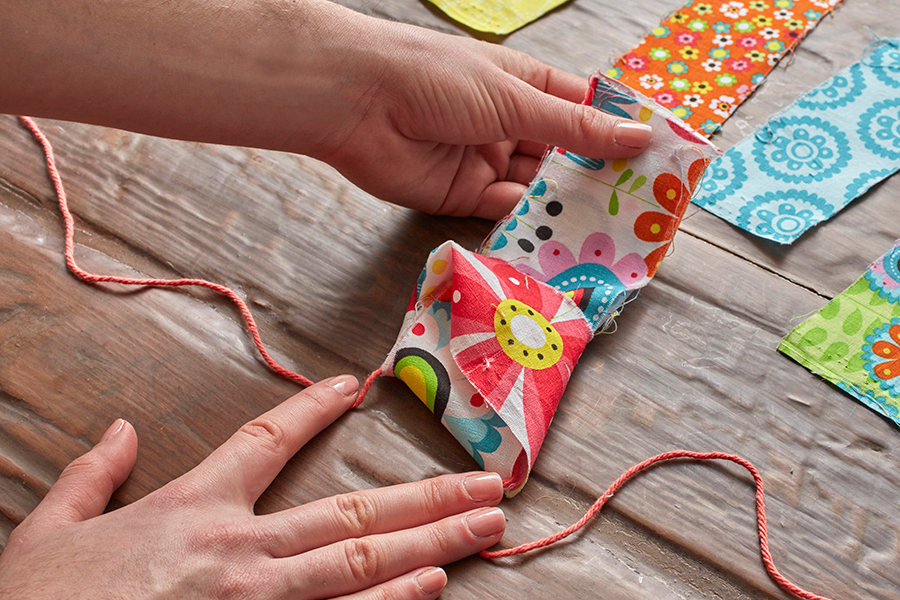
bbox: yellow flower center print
[494,299,564,370]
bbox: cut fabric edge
[608,0,849,137]
[777,338,900,423]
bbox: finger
[504,83,653,159]
[489,44,590,105]
[333,567,447,600]
[257,472,503,558]
[515,139,550,158]
[23,419,137,533]
[538,65,592,104]
[471,181,528,220]
[506,153,541,185]
[188,375,359,507]
[281,506,505,599]
[433,142,517,217]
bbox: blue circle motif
[737,189,833,243]
[693,150,748,207]
[861,317,900,398]
[797,64,865,110]
[753,115,851,183]
[844,168,895,200]
[865,245,900,304]
[868,45,900,89]
[858,98,900,160]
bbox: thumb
[507,84,653,159]
[26,419,137,531]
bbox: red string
[19,116,315,388]
[353,368,383,408]
[482,450,834,600]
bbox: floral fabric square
[482,72,721,332]
[609,0,845,136]
[382,241,593,494]
[423,0,570,35]
[779,239,900,427]
[693,39,900,244]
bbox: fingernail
[415,567,447,595]
[463,473,503,502]
[614,121,652,149]
[466,507,505,538]
[99,419,125,444]
[328,375,359,397]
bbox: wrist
[0,0,394,157]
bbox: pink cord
[353,369,383,408]
[20,116,315,387]
[482,450,834,600]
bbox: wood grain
[2,0,899,598]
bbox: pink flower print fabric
[482,72,721,331]
[382,241,592,494]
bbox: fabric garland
[385,73,720,494]
[424,0,570,35]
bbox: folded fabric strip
[780,238,900,427]
[382,241,593,494]
[383,73,718,495]
[609,0,845,136]
[482,73,721,333]
[693,38,900,244]
[424,0,569,35]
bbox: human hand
[309,14,653,219]
[0,376,506,599]
[2,0,649,220]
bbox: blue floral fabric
[693,39,900,244]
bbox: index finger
[186,376,360,507]
[540,65,593,105]
[489,44,590,104]
[493,50,652,158]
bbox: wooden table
[2,1,899,598]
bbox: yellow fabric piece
[427,0,570,35]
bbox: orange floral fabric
[608,0,845,136]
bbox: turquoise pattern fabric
[693,39,900,244]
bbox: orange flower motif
[871,324,900,381]
[634,157,710,275]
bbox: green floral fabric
[779,239,900,426]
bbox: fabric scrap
[382,241,592,494]
[424,0,569,35]
[482,72,721,332]
[609,0,845,136]
[693,38,900,244]
[779,238,900,427]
